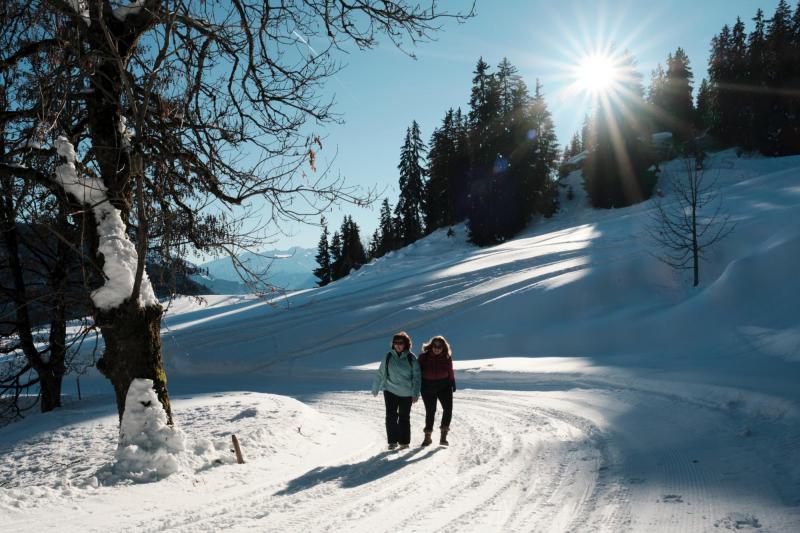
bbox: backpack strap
[385,351,413,380]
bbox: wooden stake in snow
[231,435,245,464]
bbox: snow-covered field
[2,150,800,532]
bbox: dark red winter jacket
[418,351,455,382]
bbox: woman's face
[393,339,407,351]
[431,341,444,354]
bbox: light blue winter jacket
[372,349,421,397]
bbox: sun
[575,53,618,94]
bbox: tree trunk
[41,208,70,413]
[95,301,172,424]
[39,367,64,412]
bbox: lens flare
[575,53,618,94]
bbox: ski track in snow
[7,383,797,532]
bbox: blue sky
[249,0,784,252]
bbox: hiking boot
[398,443,409,450]
[439,426,449,446]
[421,430,433,447]
[388,442,398,450]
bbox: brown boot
[439,426,449,446]
[421,430,433,447]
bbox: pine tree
[524,79,560,218]
[648,49,695,139]
[765,0,799,153]
[395,121,427,245]
[647,62,668,131]
[374,198,398,257]
[746,9,768,150]
[468,57,501,180]
[330,217,367,280]
[663,48,695,140]
[467,72,560,244]
[312,217,332,286]
[367,228,380,260]
[568,131,582,158]
[425,109,456,232]
[496,57,518,116]
[695,78,713,130]
[330,231,344,281]
[580,113,593,151]
[340,216,367,274]
[708,23,740,146]
[583,50,655,208]
[450,108,472,221]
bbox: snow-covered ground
[2,150,800,531]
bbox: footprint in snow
[229,407,259,421]
[713,512,761,530]
[660,494,683,503]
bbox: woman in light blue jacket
[372,331,421,450]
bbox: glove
[451,381,457,393]
[372,390,379,397]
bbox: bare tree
[0,0,473,423]
[649,154,734,287]
[0,177,97,421]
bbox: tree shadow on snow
[274,446,442,495]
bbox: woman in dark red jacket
[417,335,456,446]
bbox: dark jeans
[421,379,453,431]
[383,391,412,445]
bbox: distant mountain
[197,247,318,292]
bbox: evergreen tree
[496,57,519,116]
[695,78,713,130]
[583,50,655,208]
[425,109,457,232]
[706,2,800,154]
[648,49,695,139]
[568,131,582,158]
[708,20,748,147]
[395,121,427,245]
[580,113,593,151]
[330,231,344,281]
[730,18,750,145]
[524,79,560,217]
[375,198,399,257]
[312,217,332,286]
[468,57,502,181]
[745,9,768,150]
[450,108,472,221]
[367,228,380,260]
[467,72,559,244]
[663,47,695,140]
[765,0,800,153]
[329,216,367,280]
[465,57,506,245]
[647,62,668,131]
[339,216,367,274]
[708,24,730,143]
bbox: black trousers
[421,379,453,431]
[383,391,412,445]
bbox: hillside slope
[3,150,799,532]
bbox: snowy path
[4,383,797,532]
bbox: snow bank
[112,379,188,482]
[0,391,330,518]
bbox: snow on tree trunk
[54,137,172,423]
[54,137,157,310]
[113,378,187,482]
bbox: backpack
[385,351,413,380]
